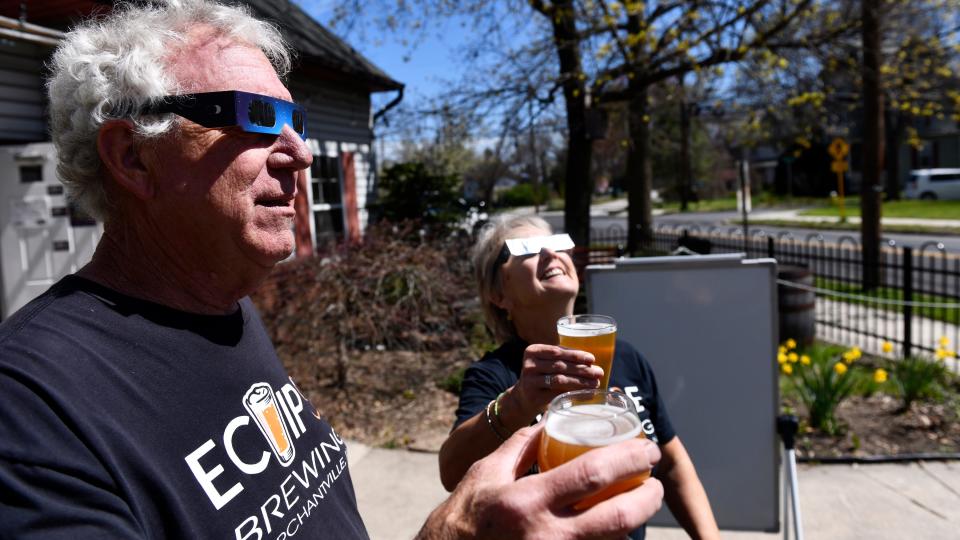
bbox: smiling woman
[437,214,722,540]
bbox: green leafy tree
[324,1,835,250]
[378,162,464,231]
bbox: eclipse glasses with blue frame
[141,90,307,140]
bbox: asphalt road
[659,210,960,252]
[539,209,960,295]
[540,210,960,253]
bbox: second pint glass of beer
[538,389,648,510]
[557,314,616,391]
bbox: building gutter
[372,86,404,127]
[0,15,64,47]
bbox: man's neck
[79,226,264,315]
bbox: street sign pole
[829,138,850,223]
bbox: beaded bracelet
[493,391,506,420]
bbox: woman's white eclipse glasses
[496,234,575,266]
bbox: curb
[798,453,960,464]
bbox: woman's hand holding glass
[505,344,604,427]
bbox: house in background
[0,0,403,317]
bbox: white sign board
[586,254,780,532]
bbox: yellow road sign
[828,138,849,160]
[831,160,849,173]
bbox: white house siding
[0,40,49,143]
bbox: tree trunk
[626,84,653,253]
[861,0,884,291]
[884,109,903,201]
[551,0,592,246]
[625,12,653,254]
[678,77,692,212]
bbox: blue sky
[292,1,464,113]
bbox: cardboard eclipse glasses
[141,90,307,140]
[497,234,575,265]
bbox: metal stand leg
[782,454,791,540]
[778,415,804,540]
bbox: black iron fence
[587,224,960,372]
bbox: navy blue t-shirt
[0,276,368,539]
[454,338,676,540]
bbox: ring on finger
[544,374,552,389]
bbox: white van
[905,168,960,200]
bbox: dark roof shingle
[240,0,403,92]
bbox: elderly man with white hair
[0,1,664,538]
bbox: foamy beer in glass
[557,314,617,391]
[538,389,648,509]
[243,383,296,466]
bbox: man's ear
[97,119,155,200]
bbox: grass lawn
[801,199,960,220]
[748,218,960,236]
[659,194,838,214]
[658,197,738,213]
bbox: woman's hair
[46,0,292,220]
[472,214,552,343]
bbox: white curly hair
[46,0,292,220]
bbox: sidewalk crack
[864,467,948,521]
[918,461,960,499]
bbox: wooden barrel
[777,264,816,346]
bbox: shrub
[778,342,866,435]
[875,336,955,412]
[890,355,950,412]
[252,223,477,387]
[377,162,465,232]
[497,182,550,207]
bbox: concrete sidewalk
[345,441,960,540]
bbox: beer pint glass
[557,314,616,391]
[538,389,648,510]
[244,383,296,466]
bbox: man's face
[141,34,312,276]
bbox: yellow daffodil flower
[778,346,787,355]
[788,352,799,363]
[834,362,848,375]
[936,348,950,360]
[873,368,888,383]
[800,355,811,365]
[778,353,788,364]
[881,341,893,353]
[782,363,793,375]
[939,336,950,348]
[785,338,797,350]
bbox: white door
[0,142,101,319]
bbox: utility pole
[861,0,884,291]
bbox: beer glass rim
[557,314,617,328]
[547,389,636,418]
